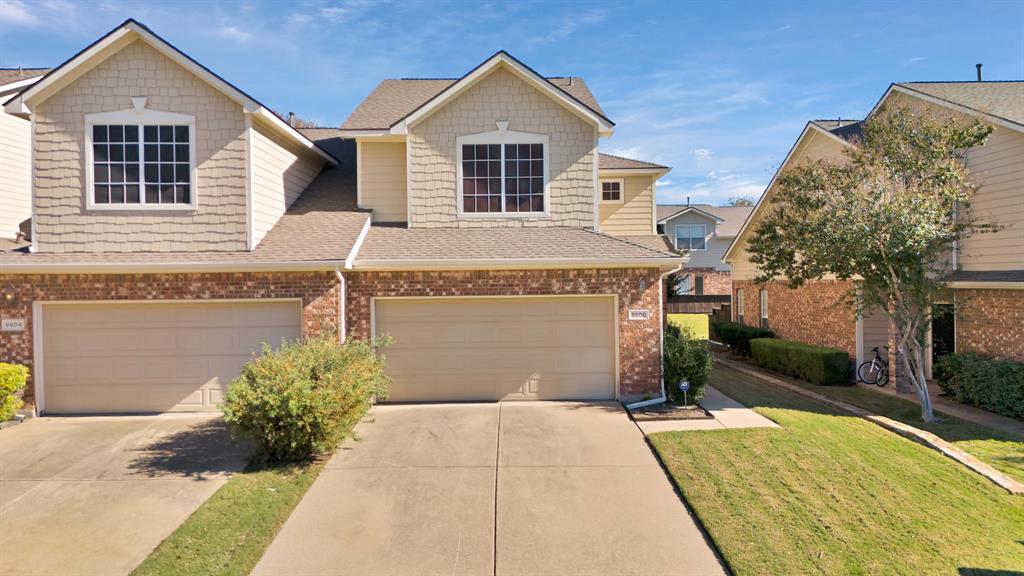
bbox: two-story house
[0,67,50,248]
[656,202,752,296]
[724,80,1024,375]
[0,19,682,415]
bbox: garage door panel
[376,297,615,402]
[42,301,301,414]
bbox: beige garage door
[375,296,616,402]
[42,301,302,414]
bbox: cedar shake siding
[345,268,664,399]
[33,39,248,252]
[407,68,597,229]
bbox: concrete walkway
[856,380,1024,438]
[635,385,779,435]
[254,402,726,576]
[0,415,247,575]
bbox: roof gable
[383,51,614,137]
[4,19,335,164]
[872,81,1024,133]
[657,205,724,225]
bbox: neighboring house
[0,19,682,415]
[0,68,51,245]
[656,203,752,295]
[724,80,1024,374]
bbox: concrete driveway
[254,402,726,576]
[0,415,247,575]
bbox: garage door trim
[33,298,304,414]
[369,294,620,400]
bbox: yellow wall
[359,140,407,223]
[598,175,654,236]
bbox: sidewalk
[634,385,779,435]
[858,379,1024,438]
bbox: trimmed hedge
[935,352,1024,421]
[750,338,850,385]
[663,323,712,405]
[711,320,775,357]
[223,336,390,463]
[0,363,28,422]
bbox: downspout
[624,262,683,410]
[335,266,346,342]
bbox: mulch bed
[629,403,713,421]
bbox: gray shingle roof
[341,76,605,130]
[812,119,864,142]
[656,204,753,237]
[896,81,1024,127]
[0,68,51,87]
[599,153,669,170]
[355,225,679,264]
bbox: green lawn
[649,363,1024,576]
[668,313,710,340]
[131,462,324,576]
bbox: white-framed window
[85,104,196,210]
[675,223,707,251]
[600,179,623,204]
[736,288,745,323]
[457,129,549,216]
[759,289,769,329]
[676,274,693,295]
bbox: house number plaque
[627,309,651,321]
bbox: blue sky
[2,0,1022,206]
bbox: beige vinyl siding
[599,175,653,235]
[0,108,31,240]
[859,308,890,365]
[32,39,249,252]
[407,67,596,228]
[250,118,325,246]
[359,140,407,223]
[375,296,615,401]
[959,126,1024,271]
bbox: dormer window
[85,103,196,210]
[457,130,548,216]
[600,179,623,204]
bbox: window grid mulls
[601,181,621,202]
[462,143,544,213]
[92,124,191,205]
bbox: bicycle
[857,346,889,386]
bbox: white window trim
[599,178,624,204]
[84,107,198,211]
[456,129,550,219]
[760,289,768,319]
[736,288,745,322]
[674,223,708,251]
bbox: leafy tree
[726,196,755,206]
[745,106,997,422]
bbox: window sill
[457,211,550,219]
[85,203,197,212]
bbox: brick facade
[0,272,340,407]
[732,279,857,358]
[344,268,664,399]
[956,288,1024,362]
[678,267,731,296]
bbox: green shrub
[750,338,850,385]
[663,323,713,405]
[711,320,775,357]
[223,336,390,463]
[0,363,28,422]
[935,352,1024,421]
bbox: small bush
[750,338,850,386]
[663,323,713,405]
[935,352,1024,421]
[0,363,28,422]
[223,336,390,463]
[711,320,775,357]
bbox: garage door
[41,301,302,414]
[374,296,616,402]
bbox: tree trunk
[903,339,935,422]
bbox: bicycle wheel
[875,365,889,387]
[857,361,878,385]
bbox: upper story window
[85,102,196,210]
[600,179,623,203]
[457,129,549,217]
[675,224,707,251]
[759,289,769,329]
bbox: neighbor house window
[600,179,623,203]
[675,224,707,251]
[677,274,693,295]
[695,275,705,295]
[461,141,545,214]
[736,288,745,324]
[86,104,195,209]
[759,289,769,329]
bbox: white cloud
[529,7,607,44]
[286,12,313,26]
[217,25,252,43]
[691,148,712,159]
[903,56,925,66]
[0,0,38,24]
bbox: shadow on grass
[128,419,249,480]
[958,569,1024,575]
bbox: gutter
[624,261,683,410]
[351,257,684,271]
[0,259,348,274]
[949,281,1024,290]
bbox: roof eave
[656,206,725,225]
[350,256,683,271]
[873,84,1024,134]
[0,259,348,274]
